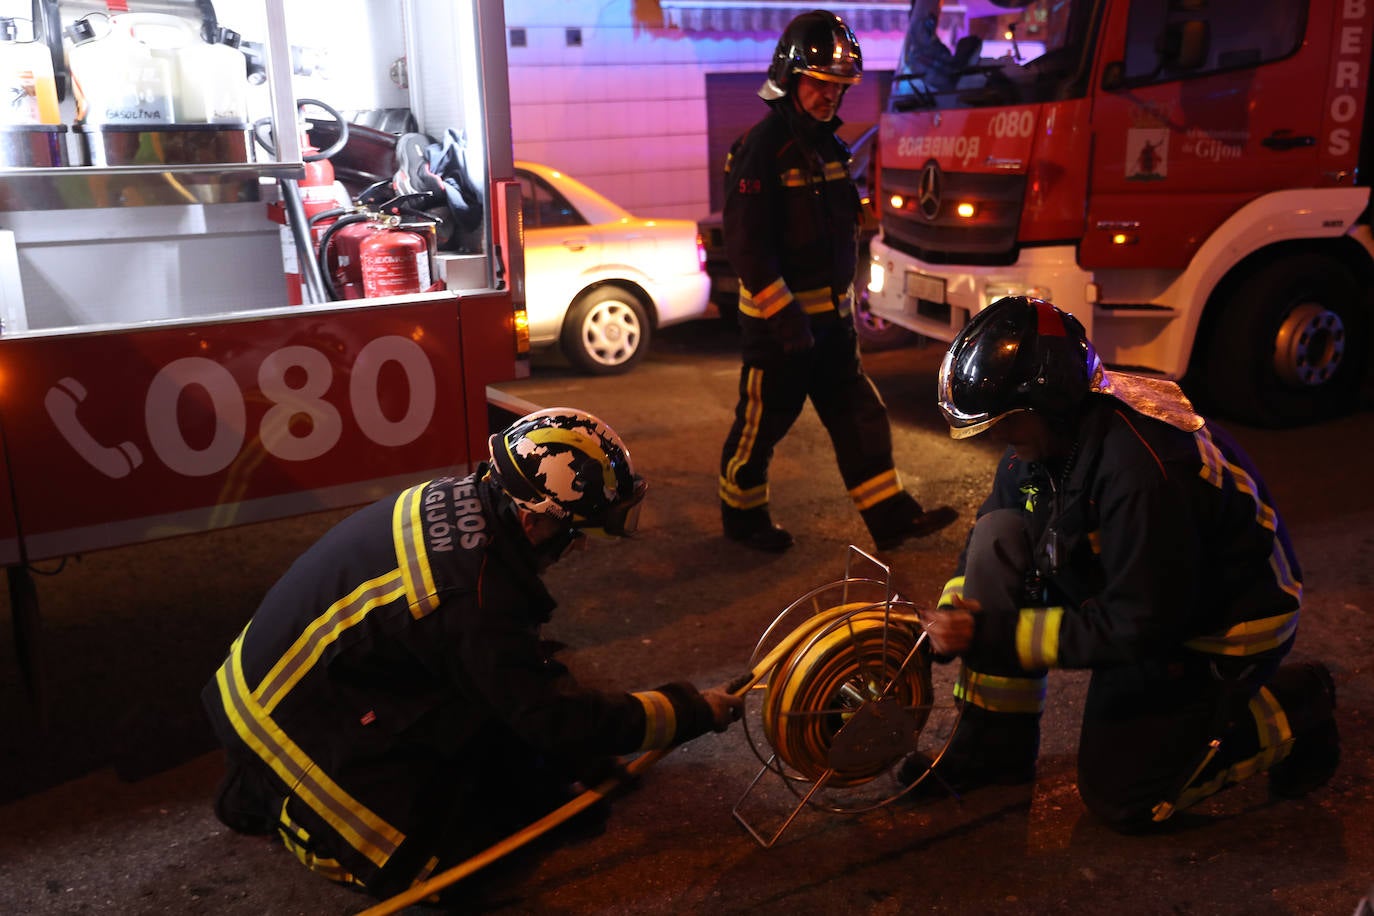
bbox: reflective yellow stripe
[723,367,765,492]
[393,485,440,618]
[214,632,406,869]
[1170,686,1293,813]
[1015,606,1065,669]
[779,162,850,186]
[1195,427,1302,603]
[848,468,902,511]
[719,476,769,510]
[255,571,408,713]
[523,426,619,494]
[953,667,1047,714]
[937,576,964,609]
[739,277,793,319]
[1183,611,1299,657]
[632,690,678,750]
[278,798,366,887]
[794,286,834,314]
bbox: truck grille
[880,167,1025,266]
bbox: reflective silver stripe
[723,367,765,492]
[394,485,441,619]
[848,468,902,511]
[632,690,678,750]
[1183,611,1299,657]
[937,576,964,608]
[739,277,792,318]
[953,668,1047,713]
[1194,427,1302,603]
[215,631,405,868]
[1171,686,1293,813]
[255,571,408,713]
[719,475,768,510]
[1015,607,1065,669]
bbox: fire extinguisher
[360,215,442,299]
[316,213,376,300]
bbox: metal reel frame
[732,546,962,848]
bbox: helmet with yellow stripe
[759,9,863,102]
[488,408,647,536]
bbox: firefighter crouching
[202,408,743,899]
[904,296,1339,830]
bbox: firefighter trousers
[718,324,917,539]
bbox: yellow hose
[359,599,923,915]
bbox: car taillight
[696,232,707,271]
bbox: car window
[1121,0,1305,84]
[517,171,587,230]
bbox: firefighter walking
[718,10,956,553]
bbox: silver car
[517,161,711,375]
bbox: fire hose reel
[732,546,962,848]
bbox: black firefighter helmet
[759,9,863,101]
[938,296,1100,438]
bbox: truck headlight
[868,261,885,294]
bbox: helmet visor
[804,68,861,86]
[596,476,648,537]
[937,346,1019,439]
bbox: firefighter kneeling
[202,408,742,899]
[901,296,1339,831]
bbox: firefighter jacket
[723,100,862,361]
[941,391,1303,675]
[202,468,717,891]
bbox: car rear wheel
[561,287,651,375]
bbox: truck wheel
[561,287,650,375]
[1203,254,1368,427]
[852,289,916,351]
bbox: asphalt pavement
[1,318,1370,915]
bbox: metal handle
[1262,132,1316,151]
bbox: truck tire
[852,289,916,351]
[1203,254,1368,427]
[561,286,650,375]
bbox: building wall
[503,1,906,221]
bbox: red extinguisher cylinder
[360,228,433,298]
[326,220,376,300]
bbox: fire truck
[866,0,1373,427]
[0,0,526,702]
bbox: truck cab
[867,0,1373,426]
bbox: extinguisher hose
[356,602,929,916]
[315,213,372,301]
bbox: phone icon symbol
[44,377,144,479]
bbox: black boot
[1266,662,1340,799]
[898,703,1039,798]
[722,504,793,553]
[865,492,959,550]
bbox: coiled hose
[359,599,928,915]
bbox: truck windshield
[890,0,1098,111]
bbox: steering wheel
[251,97,350,162]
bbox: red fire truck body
[0,0,526,699]
[867,0,1373,425]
